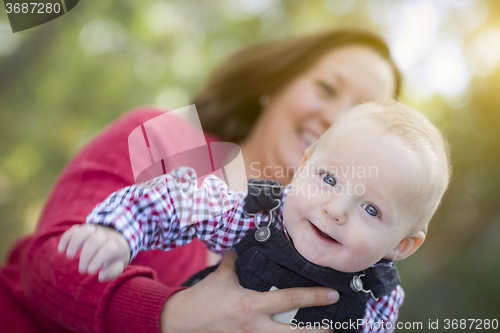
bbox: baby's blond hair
[309,100,451,232]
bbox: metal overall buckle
[244,183,282,242]
[350,272,379,301]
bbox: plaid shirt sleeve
[86,167,270,260]
[362,285,405,332]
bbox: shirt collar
[275,184,291,232]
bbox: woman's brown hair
[192,29,401,143]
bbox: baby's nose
[323,207,347,225]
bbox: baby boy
[58,100,451,332]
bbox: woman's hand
[160,250,339,332]
[57,224,130,282]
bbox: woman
[195,29,399,187]
[0,29,400,333]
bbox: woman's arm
[20,108,197,333]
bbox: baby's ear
[386,231,426,261]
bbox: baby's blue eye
[364,204,379,217]
[322,173,336,187]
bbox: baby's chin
[330,262,373,273]
[307,255,381,273]
[297,248,364,272]
[292,236,382,272]
[382,253,398,261]
[335,257,393,273]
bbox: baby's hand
[57,224,131,282]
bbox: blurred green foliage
[1,0,499,330]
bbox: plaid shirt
[87,167,404,333]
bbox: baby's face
[283,118,429,272]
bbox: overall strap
[363,261,401,299]
[245,179,283,213]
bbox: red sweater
[0,108,209,333]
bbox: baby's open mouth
[309,221,340,244]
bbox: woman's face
[241,44,396,184]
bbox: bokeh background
[1,0,499,330]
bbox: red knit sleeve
[19,108,207,333]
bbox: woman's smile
[297,128,319,150]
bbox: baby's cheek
[352,235,381,262]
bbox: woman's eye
[316,80,336,97]
[321,173,336,187]
[363,204,379,217]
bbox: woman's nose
[319,97,354,131]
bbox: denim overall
[183,179,401,332]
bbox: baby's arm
[58,166,262,281]
[58,224,130,282]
